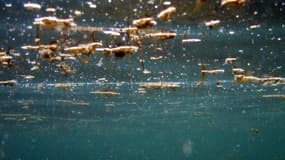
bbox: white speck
[274,2,278,6]
[87,1,97,8]
[274,88,278,92]
[163,1,171,6]
[5,3,12,7]
[147,0,155,5]
[143,69,151,74]
[182,38,201,43]
[229,31,235,35]
[74,10,83,16]
[96,58,103,67]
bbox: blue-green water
[0,0,285,160]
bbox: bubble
[182,139,193,157]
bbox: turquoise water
[0,1,285,159]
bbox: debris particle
[24,3,41,10]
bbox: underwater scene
[0,0,285,159]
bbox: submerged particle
[249,24,261,29]
[58,63,76,76]
[0,55,13,63]
[205,20,220,28]
[74,10,83,17]
[229,30,235,35]
[0,80,17,86]
[216,80,224,88]
[64,42,103,56]
[262,95,285,99]
[90,91,120,97]
[5,3,12,7]
[201,68,224,76]
[30,65,40,71]
[99,46,139,56]
[163,1,172,6]
[132,17,157,28]
[138,87,146,94]
[234,75,261,83]
[232,67,245,75]
[157,6,176,21]
[145,32,176,40]
[224,57,237,65]
[143,69,152,74]
[250,128,260,136]
[24,3,41,10]
[87,1,97,8]
[59,54,76,61]
[19,75,35,80]
[150,56,165,60]
[46,8,56,14]
[33,17,76,31]
[199,63,224,81]
[235,75,285,85]
[221,0,246,7]
[261,77,285,86]
[139,82,180,90]
[103,30,121,37]
[21,44,58,51]
[182,38,201,43]
[54,83,73,91]
[57,100,90,107]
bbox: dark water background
[0,0,285,159]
